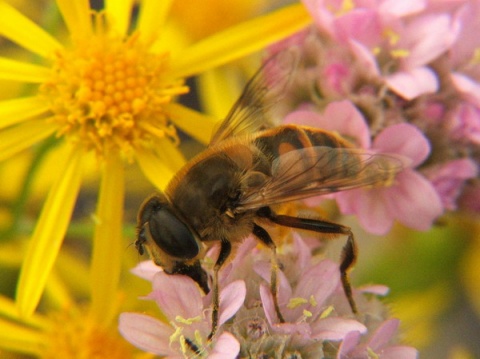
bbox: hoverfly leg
[258,207,359,315]
[208,239,232,341]
[252,223,286,323]
[339,233,358,314]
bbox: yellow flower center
[42,310,133,359]
[41,16,189,160]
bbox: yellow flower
[0,240,148,358]
[0,0,311,320]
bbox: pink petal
[207,332,240,359]
[451,72,480,107]
[334,9,382,47]
[403,14,458,68]
[118,313,174,356]
[385,67,438,100]
[312,317,367,341]
[426,158,478,210]
[379,0,426,17]
[301,0,335,35]
[348,40,381,76]
[368,318,399,350]
[336,330,362,358]
[373,123,430,166]
[149,272,204,320]
[294,260,340,313]
[384,170,443,230]
[131,260,162,282]
[450,2,480,67]
[259,284,278,326]
[358,284,390,296]
[337,188,395,235]
[284,110,324,128]
[218,280,246,326]
[321,101,371,148]
[293,233,312,272]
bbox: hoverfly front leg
[257,207,359,315]
[208,239,232,341]
[252,223,286,323]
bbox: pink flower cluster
[270,0,479,234]
[119,236,417,358]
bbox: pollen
[41,19,189,160]
[42,309,133,359]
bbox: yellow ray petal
[0,57,52,82]
[154,137,187,173]
[44,269,74,311]
[105,0,135,36]
[135,147,177,190]
[0,295,49,330]
[0,120,57,162]
[165,102,219,145]
[89,150,124,326]
[0,2,62,58]
[16,145,83,317]
[171,3,311,78]
[56,247,91,298]
[55,0,92,38]
[0,318,46,356]
[0,96,50,129]
[137,0,174,42]
[197,67,244,119]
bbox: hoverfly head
[136,193,201,272]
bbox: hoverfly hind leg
[340,233,358,314]
[208,239,232,341]
[252,223,286,323]
[258,207,359,315]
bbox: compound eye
[148,207,199,259]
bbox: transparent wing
[237,147,406,211]
[209,49,299,146]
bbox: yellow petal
[135,147,177,190]
[16,145,83,317]
[165,102,219,145]
[0,318,46,356]
[154,137,187,173]
[137,0,174,42]
[0,57,51,82]
[56,247,91,298]
[0,2,62,58]
[0,96,50,129]
[197,67,245,119]
[0,119,57,162]
[0,295,49,330]
[89,150,124,326]
[55,0,92,37]
[44,269,74,312]
[171,3,311,78]
[105,0,135,36]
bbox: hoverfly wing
[209,49,299,146]
[237,147,407,210]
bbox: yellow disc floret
[42,309,133,359]
[41,15,188,160]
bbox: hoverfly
[135,50,403,339]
